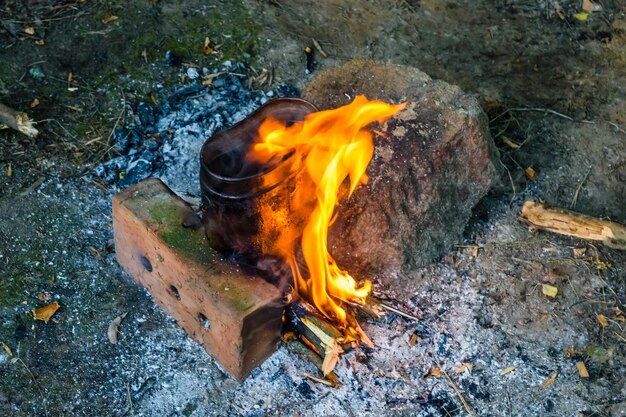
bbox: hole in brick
[139,255,153,272]
[198,313,211,330]
[167,285,181,300]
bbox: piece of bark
[519,201,626,249]
[0,103,39,138]
[302,59,503,279]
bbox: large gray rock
[302,59,503,277]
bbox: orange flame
[250,95,406,324]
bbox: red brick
[112,179,283,380]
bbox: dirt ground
[1,1,625,416]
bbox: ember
[249,96,406,338]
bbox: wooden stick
[520,201,626,250]
[0,103,39,137]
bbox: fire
[250,96,406,326]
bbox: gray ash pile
[93,66,298,196]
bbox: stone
[302,59,503,277]
[112,179,283,380]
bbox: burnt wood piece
[284,299,345,376]
[112,178,283,380]
[302,59,503,279]
[520,201,626,249]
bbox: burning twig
[0,103,39,137]
[520,201,626,250]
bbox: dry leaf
[30,98,40,108]
[35,39,45,46]
[203,37,213,55]
[1,341,12,357]
[582,0,602,12]
[566,346,576,358]
[574,12,589,21]
[500,366,516,375]
[107,312,128,344]
[472,246,479,257]
[102,15,119,25]
[613,307,624,322]
[7,164,12,177]
[454,362,473,374]
[32,301,60,323]
[525,167,538,181]
[409,333,417,346]
[576,361,589,378]
[423,367,441,379]
[596,314,608,328]
[543,371,557,388]
[24,26,36,35]
[542,284,558,298]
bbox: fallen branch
[520,201,626,250]
[0,103,39,138]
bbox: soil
[1,1,625,416]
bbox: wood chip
[543,371,557,388]
[107,312,128,344]
[102,15,119,25]
[555,7,565,20]
[409,333,417,346]
[576,361,589,378]
[502,136,520,149]
[35,39,45,46]
[32,301,60,323]
[613,307,624,322]
[500,366,516,375]
[542,284,558,298]
[24,26,36,35]
[304,372,337,387]
[30,98,40,108]
[524,167,538,181]
[596,314,608,328]
[312,38,328,57]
